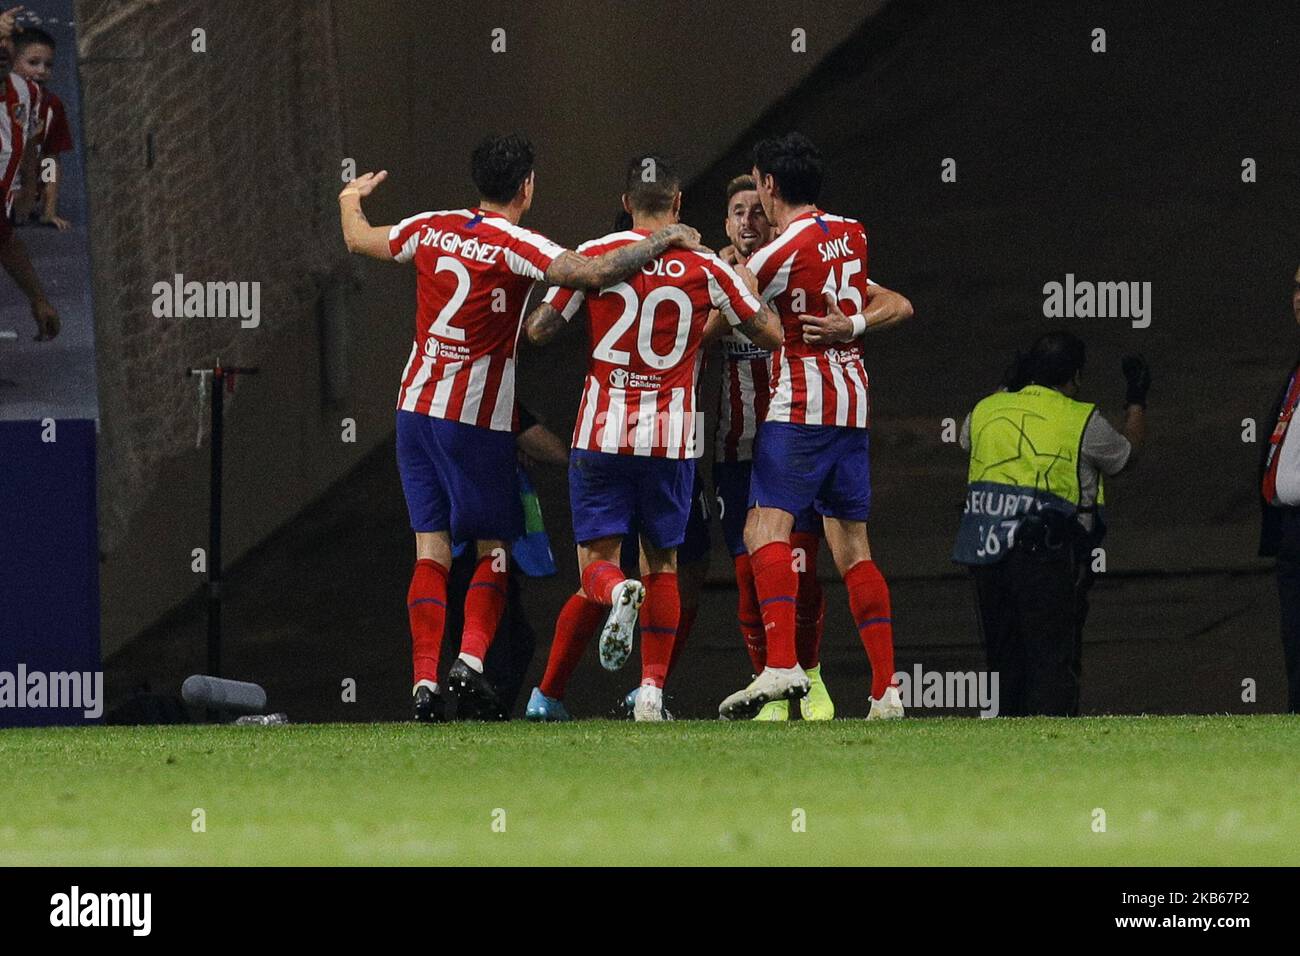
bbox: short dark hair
[726,174,756,203]
[623,153,680,214]
[14,27,56,55]
[1005,330,1087,390]
[471,133,534,204]
[750,132,823,206]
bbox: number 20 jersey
[544,230,763,459]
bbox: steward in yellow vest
[953,331,1149,716]
[953,384,1104,566]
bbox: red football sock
[581,560,625,606]
[792,532,825,669]
[407,558,449,685]
[639,572,680,688]
[734,553,766,673]
[539,592,607,699]
[845,559,897,698]
[750,541,797,669]
[666,602,698,679]
[459,553,509,662]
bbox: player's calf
[637,570,679,687]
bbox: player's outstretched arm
[518,420,571,467]
[861,282,915,333]
[525,302,566,346]
[800,284,915,345]
[544,223,704,291]
[339,171,396,260]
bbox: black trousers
[1274,556,1300,713]
[970,548,1090,717]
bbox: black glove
[1122,354,1151,407]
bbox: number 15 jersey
[746,209,871,429]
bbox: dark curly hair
[751,132,824,206]
[471,133,535,204]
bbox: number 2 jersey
[543,230,763,459]
[387,207,565,431]
[745,209,871,428]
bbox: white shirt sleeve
[1081,412,1133,476]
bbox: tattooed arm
[339,171,396,260]
[544,223,703,291]
[525,302,568,347]
[735,303,783,351]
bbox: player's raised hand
[718,244,741,265]
[340,170,388,201]
[801,292,855,345]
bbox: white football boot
[598,578,645,671]
[867,685,905,720]
[719,665,811,720]
[633,684,666,722]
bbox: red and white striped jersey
[0,73,40,209]
[545,230,763,459]
[714,330,771,462]
[747,209,871,428]
[35,89,73,157]
[388,207,565,431]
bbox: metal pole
[208,366,224,680]
[183,363,257,721]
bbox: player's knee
[476,540,509,568]
[414,531,452,564]
[743,514,773,554]
[744,507,794,554]
[642,551,676,576]
[828,524,872,573]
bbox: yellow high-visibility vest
[953,385,1101,565]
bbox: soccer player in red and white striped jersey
[714,174,913,720]
[719,132,915,720]
[339,134,703,722]
[713,174,830,719]
[522,153,781,722]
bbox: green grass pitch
[1,716,1296,866]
